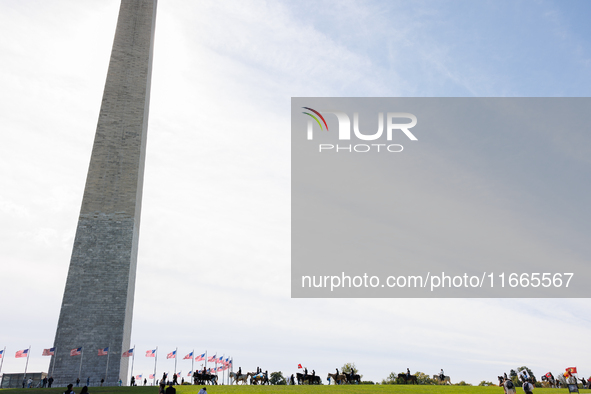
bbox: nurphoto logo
[301,107,418,153]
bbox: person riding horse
[439,369,445,382]
[237,367,242,379]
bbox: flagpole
[104,345,110,385]
[130,345,135,387]
[51,346,56,378]
[205,351,207,371]
[24,346,31,379]
[191,349,194,382]
[153,347,158,386]
[78,347,84,381]
[174,347,177,381]
[0,346,5,378]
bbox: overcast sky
[1,0,591,386]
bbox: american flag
[70,347,82,356]
[224,357,229,366]
[42,348,55,356]
[149,374,155,379]
[15,349,29,358]
[183,352,193,360]
[217,356,224,364]
[98,347,109,356]
[216,366,223,372]
[0,349,3,358]
[176,372,181,377]
[187,372,192,377]
[195,353,205,362]
[122,348,134,357]
[136,375,142,379]
[167,350,176,359]
[207,354,216,362]
[222,364,229,371]
[146,349,156,357]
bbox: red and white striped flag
[42,348,55,356]
[122,349,134,357]
[167,350,176,359]
[15,349,29,358]
[146,349,156,357]
[98,347,109,356]
[70,347,82,356]
[183,352,193,360]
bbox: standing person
[86,377,90,386]
[172,373,178,385]
[48,377,54,388]
[42,377,48,388]
[159,380,166,394]
[27,377,33,388]
[76,377,81,387]
[162,372,167,384]
[100,378,104,386]
[64,384,75,394]
[130,376,135,386]
[290,374,295,385]
[144,378,147,386]
[165,382,176,394]
[22,378,26,388]
[523,378,534,394]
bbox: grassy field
[2,386,591,394]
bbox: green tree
[478,381,493,386]
[269,371,286,385]
[415,372,435,385]
[381,372,401,385]
[341,362,363,379]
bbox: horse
[347,374,361,384]
[250,373,269,385]
[229,372,249,385]
[397,373,417,385]
[327,373,347,385]
[296,373,321,385]
[433,374,451,385]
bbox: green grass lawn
[2,386,591,394]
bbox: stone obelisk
[51,0,156,386]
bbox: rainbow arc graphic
[302,107,328,131]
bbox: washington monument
[51,1,157,385]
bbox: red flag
[566,367,577,374]
[15,349,29,358]
[70,347,82,356]
[298,364,302,369]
